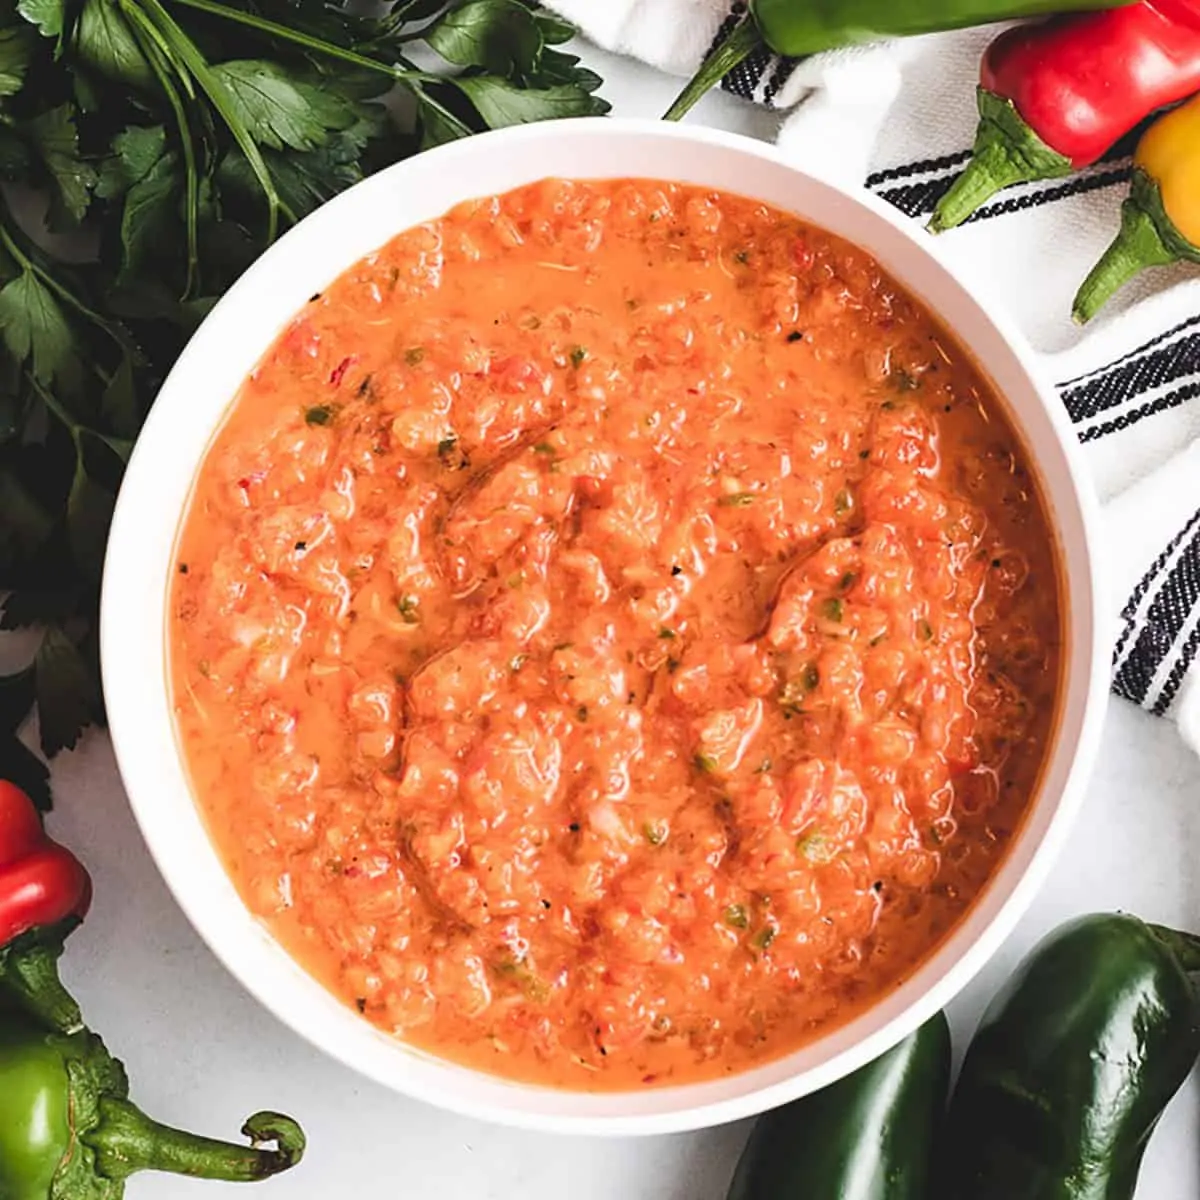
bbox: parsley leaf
[0,24,36,97]
[25,105,97,226]
[117,149,179,279]
[0,467,54,567]
[97,125,169,199]
[0,270,78,387]
[67,454,115,582]
[71,0,155,92]
[35,625,98,756]
[426,0,543,77]
[211,60,361,153]
[16,0,62,40]
[100,352,139,438]
[455,77,609,127]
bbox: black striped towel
[550,2,1200,749]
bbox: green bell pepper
[726,1013,950,1199]
[664,0,1135,121]
[941,913,1200,1200]
[0,1005,305,1199]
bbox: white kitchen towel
[549,0,1200,743]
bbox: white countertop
[21,42,1200,1200]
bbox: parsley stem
[0,208,137,359]
[26,373,83,449]
[135,0,291,239]
[124,10,200,296]
[26,373,134,463]
[405,80,475,139]
[165,0,414,82]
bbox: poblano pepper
[664,0,1135,121]
[941,913,1200,1200]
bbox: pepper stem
[1073,181,1181,324]
[929,89,1073,233]
[88,1099,306,1184]
[0,922,84,1034]
[663,18,762,122]
[1148,925,1200,975]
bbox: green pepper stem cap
[663,18,763,122]
[1073,170,1196,324]
[0,921,84,1034]
[929,89,1073,233]
[88,1100,306,1184]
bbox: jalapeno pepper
[931,1,1200,232]
[0,1004,306,1199]
[663,0,1135,122]
[727,1013,950,1199]
[1072,94,1200,323]
[0,780,91,1033]
[941,913,1200,1200]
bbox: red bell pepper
[930,0,1200,232]
[0,780,92,1032]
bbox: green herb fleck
[834,488,853,516]
[734,249,749,265]
[753,927,776,951]
[839,572,857,592]
[718,492,755,507]
[822,598,844,622]
[658,627,676,640]
[398,595,420,624]
[644,820,668,847]
[893,367,920,392]
[754,758,772,774]
[724,904,749,930]
[917,618,934,641]
[509,653,528,672]
[533,441,556,454]
[779,662,820,713]
[438,435,469,470]
[405,346,425,365]
[798,832,837,864]
[305,405,333,426]
[570,345,587,368]
[694,753,718,774]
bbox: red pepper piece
[0,780,91,943]
[930,0,1200,232]
[0,780,92,1031]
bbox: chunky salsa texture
[170,179,1061,1088]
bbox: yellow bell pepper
[1073,94,1200,324]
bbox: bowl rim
[100,116,1109,1136]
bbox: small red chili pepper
[0,780,92,1032]
[930,0,1200,232]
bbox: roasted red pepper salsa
[170,179,1062,1089]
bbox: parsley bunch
[0,0,607,807]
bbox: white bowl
[101,118,1109,1136]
